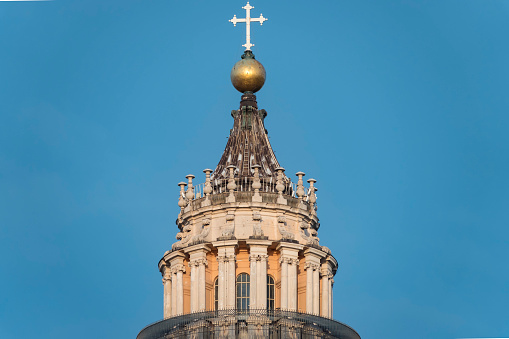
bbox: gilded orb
[231,51,266,93]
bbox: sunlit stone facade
[137,92,361,339]
[137,4,360,338]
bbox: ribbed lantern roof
[212,93,284,180]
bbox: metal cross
[229,2,268,51]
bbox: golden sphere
[231,52,266,93]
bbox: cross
[229,2,268,51]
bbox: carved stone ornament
[252,211,261,221]
[277,220,294,240]
[170,264,186,274]
[172,222,192,250]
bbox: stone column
[330,278,334,317]
[321,267,330,317]
[227,254,236,309]
[214,240,238,310]
[280,258,288,309]
[198,259,206,311]
[305,263,313,314]
[277,242,303,311]
[288,258,299,311]
[168,252,186,316]
[174,264,185,315]
[185,244,210,312]
[313,266,320,315]
[162,266,172,319]
[189,261,198,312]
[249,254,258,309]
[171,270,177,315]
[248,240,271,310]
[217,256,226,310]
[304,248,325,315]
[258,254,268,309]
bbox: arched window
[214,278,219,310]
[236,273,250,310]
[267,275,275,310]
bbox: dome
[230,50,266,93]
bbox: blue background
[1,1,508,338]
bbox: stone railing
[176,167,318,213]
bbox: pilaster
[162,265,172,319]
[185,243,211,312]
[247,239,271,310]
[304,247,326,315]
[277,242,303,311]
[213,240,238,309]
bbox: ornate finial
[296,172,306,200]
[177,182,187,213]
[229,2,268,51]
[185,174,195,201]
[226,165,237,203]
[307,178,317,215]
[252,164,262,202]
[276,167,287,205]
[202,169,213,207]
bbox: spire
[212,92,283,180]
[213,3,281,180]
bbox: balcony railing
[180,177,317,213]
[137,309,360,339]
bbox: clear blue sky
[1,1,508,338]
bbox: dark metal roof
[212,93,284,180]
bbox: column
[162,266,172,319]
[277,242,303,311]
[280,258,288,309]
[330,278,334,317]
[321,268,330,317]
[171,270,177,315]
[247,241,271,310]
[213,241,238,310]
[250,255,257,309]
[217,256,225,309]
[168,252,186,316]
[176,265,184,314]
[189,261,198,312]
[198,259,206,311]
[186,245,209,312]
[227,254,236,309]
[258,255,268,309]
[305,264,313,314]
[304,248,325,315]
[313,266,320,314]
[288,259,298,311]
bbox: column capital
[249,254,268,262]
[304,262,320,271]
[162,265,172,281]
[170,264,186,274]
[189,258,208,267]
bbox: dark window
[267,275,275,310]
[214,278,218,310]
[236,273,250,310]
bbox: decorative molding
[172,222,192,250]
[249,254,268,262]
[189,258,208,267]
[170,264,186,274]
[304,262,319,271]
